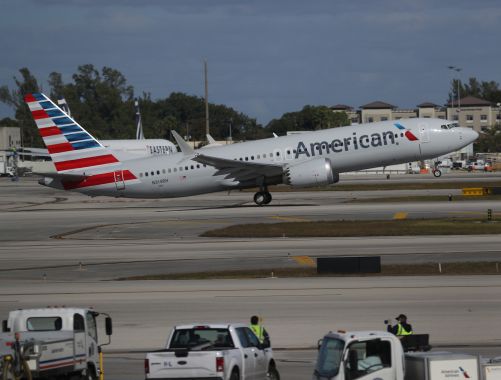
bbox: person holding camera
[386,314,413,336]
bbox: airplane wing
[193,153,284,181]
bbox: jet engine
[283,158,339,187]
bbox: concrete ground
[1,173,501,379]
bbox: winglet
[171,130,195,155]
[207,134,217,145]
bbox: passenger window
[251,156,254,160]
[86,312,98,342]
[145,172,149,177]
[73,314,85,332]
[168,169,171,173]
[139,173,143,178]
[245,157,248,161]
[185,166,188,170]
[191,165,194,170]
[150,171,154,176]
[196,165,200,169]
[263,154,267,158]
[180,167,183,172]
[345,339,391,380]
[162,169,166,174]
[244,328,260,347]
[174,168,177,172]
[236,327,251,348]
[157,170,160,175]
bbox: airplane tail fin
[24,93,121,174]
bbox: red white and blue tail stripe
[25,93,120,172]
[25,93,137,191]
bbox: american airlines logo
[295,123,419,159]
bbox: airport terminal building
[333,96,501,133]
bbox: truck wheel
[2,359,32,380]
[267,366,280,380]
[229,369,239,380]
[80,366,96,380]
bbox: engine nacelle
[283,158,339,188]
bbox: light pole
[448,66,462,120]
[228,118,233,143]
[497,102,501,126]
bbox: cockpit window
[449,122,459,128]
[441,125,449,130]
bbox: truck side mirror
[348,349,358,371]
[2,320,9,332]
[105,317,113,336]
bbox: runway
[1,174,501,379]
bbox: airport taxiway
[1,174,501,379]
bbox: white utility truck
[312,330,500,380]
[145,323,279,380]
[0,307,112,380]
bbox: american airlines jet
[26,93,478,205]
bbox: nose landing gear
[254,191,272,206]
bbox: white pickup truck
[145,323,280,380]
[0,307,112,380]
[312,330,500,380]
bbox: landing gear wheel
[254,191,267,206]
[433,169,442,178]
[267,366,280,380]
[263,192,272,205]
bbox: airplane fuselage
[71,118,475,198]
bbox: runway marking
[393,212,408,220]
[292,256,316,267]
[270,216,310,222]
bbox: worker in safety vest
[250,315,270,344]
[386,314,413,336]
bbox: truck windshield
[170,328,234,350]
[315,338,345,378]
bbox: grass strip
[116,261,501,281]
[201,218,501,238]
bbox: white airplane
[56,96,177,160]
[26,93,478,205]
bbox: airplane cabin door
[114,170,125,190]
[419,125,430,143]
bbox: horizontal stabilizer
[32,171,88,182]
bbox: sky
[0,0,500,125]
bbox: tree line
[0,65,349,148]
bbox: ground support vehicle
[1,308,112,380]
[145,323,279,380]
[313,330,501,380]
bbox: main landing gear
[254,191,272,206]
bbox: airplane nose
[468,129,479,143]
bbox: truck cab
[313,331,404,380]
[2,307,112,379]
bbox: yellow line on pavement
[393,212,408,220]
[293,256,316,267]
